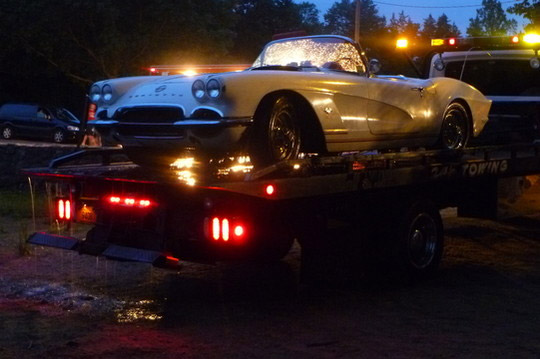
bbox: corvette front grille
[115,107,184,124]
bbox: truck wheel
[53,129,66,143]
[251,95,301,167]
[440,102,469,150]
[396,200,444,278]
[1,126,13,140]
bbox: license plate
[77,204,97,223]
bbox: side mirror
[369,59,381,74]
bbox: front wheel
[52,129,65,143]
[250,96,301,167]
[440,102,470,150]
[1,126,13,140]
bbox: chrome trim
[92,120,119,125]
[173,118,253,126]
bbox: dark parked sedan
[0,103,80,143]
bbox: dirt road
[1,190,540,358]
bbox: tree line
[0,0,536,115]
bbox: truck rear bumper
[28,232,182,269]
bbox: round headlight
[90,85,101,102]
[434,58,446,71]
[102,84,113,102]
[530,57,540,70]
[192,79,206,100]
[206,78,222,98]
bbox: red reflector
[448,38,457,46]
[265,184,275,196]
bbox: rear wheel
[440,102,470,150]
[1,126,13,140]
[396,200,443,278]
[251,96,301,167]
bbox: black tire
[1,125,13,140]
[396,200,444,278]
[52,129,65,143]
[440,102,470,150]
[251,95,301,167]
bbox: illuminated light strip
[222,219,230,241]
[65,200,71,220]
[212,217,220,240]
[58,199,65,219]
[107,195,154,208]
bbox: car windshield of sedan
[252,37,366,73]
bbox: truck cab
[425,35,540,145]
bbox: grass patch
[0,189,47,219]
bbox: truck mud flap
[28,232,80,250]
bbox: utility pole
[354,0,361,43]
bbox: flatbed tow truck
[23,141,540,280]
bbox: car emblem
[155,85,167,93]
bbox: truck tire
[395,200,444,279]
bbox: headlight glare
[102,84,113,102]
[206,79,222,98]
[67,125,79,131]
[192,80,206,100]
[90,85,101,103]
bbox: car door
[367,76,434,137]
[330,72,371,142]
[11,105,38,137]
[32,107,55,139]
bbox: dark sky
[304,0,526,34]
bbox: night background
[0,0,537,118]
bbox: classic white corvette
[88,35,491,167]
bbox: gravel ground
[0,180,539,359]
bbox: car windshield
[55,108,80,123]
[252,37,365,73]
[445,60,540,96]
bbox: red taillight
[448,38,457,46]
[265,184,275,196]
[107,195,154,208]
[208,217,246,243]
[57,199,71,220]
[511,35,520,44]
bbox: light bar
[106,195,154,208]
[524,33,540,45]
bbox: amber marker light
[396,38,408,49]
[431,39,444,46]
[524,33,540,44]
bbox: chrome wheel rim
[442,107,467,149]
[268,101,299,161]
[53,131,64,143]
[407,213,438,269]
[2,127,12,139]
